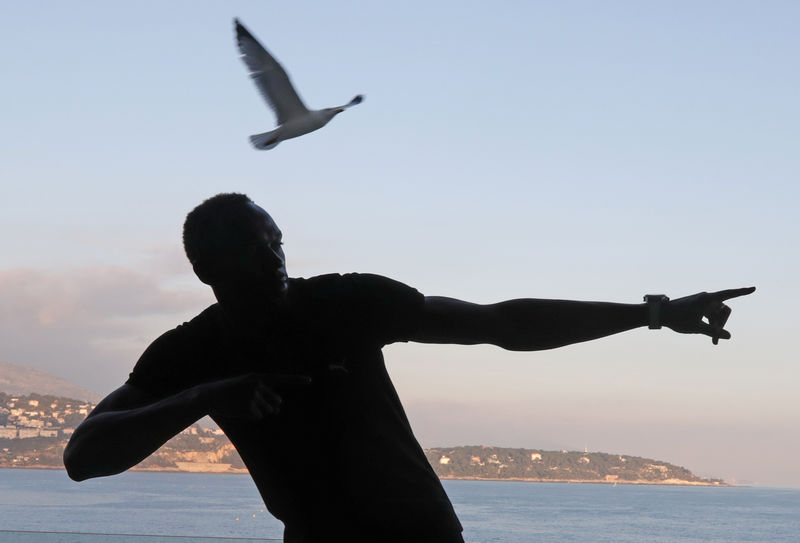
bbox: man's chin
[264,283,289,305]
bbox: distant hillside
[0,360,100,403]
[0,386,724,486]
[426,446,724,485]
[0,391,240,472]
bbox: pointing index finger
[711,286,756,302]
[249,373,312,388]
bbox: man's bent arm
[63,383,210,481]
[64,373,295,481]
[415,297,648,351]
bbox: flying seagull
[234,19,363,150]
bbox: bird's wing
[235,19,308,125]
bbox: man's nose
[266,247,284,266]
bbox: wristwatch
[643,294,670,330]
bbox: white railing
[0,531,278,542]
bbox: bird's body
[250,109,340,150]
[235,19,363,150]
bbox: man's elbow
[63,440,91,481]
[65,464,91,482]
[62,433,110,481]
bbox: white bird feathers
[235,19,363,150]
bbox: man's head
[183,193,288,302]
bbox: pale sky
[1,1,798,486]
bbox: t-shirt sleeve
[350,273,425,345]
[125,307,220,398]
[126,329,180,397]
[305,273,425,347]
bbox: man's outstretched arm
[413,287,755,350]
[63,374,305,481]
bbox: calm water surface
[1,469,798,542]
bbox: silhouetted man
[64,193,754,543]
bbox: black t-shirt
[126,273,462,542]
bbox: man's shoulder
[288,273,424,345]
[183,302,227,332]
[125,304,226,393]
[160,303,227,345]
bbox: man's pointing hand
[202,373,312,421]
[662,287,756,344]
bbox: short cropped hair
[183,193,255,267]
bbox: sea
[1,469,798,542]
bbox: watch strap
[643,294,670,330]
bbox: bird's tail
[249,129,281,150]
[339,95,364,110]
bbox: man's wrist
[643,294,670,329]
